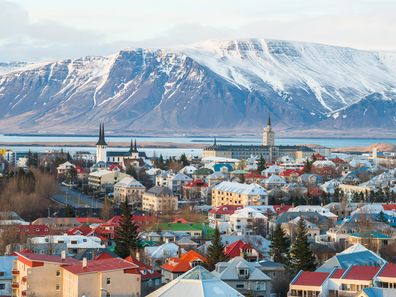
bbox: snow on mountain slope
[181,39,396,113]
[0,39,395,134]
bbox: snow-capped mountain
[0,62,30,75]
[0,39,395,134]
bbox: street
[52,185,104,208]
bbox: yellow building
[114,177,146,207]
[62,258,141,297]
[211,181,268,207]
[12,252,79,297]
[142,186,178,213]
[88,170,130,190]
[12,252,141,297]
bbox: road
[52,185,104,208]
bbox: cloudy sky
[1,0,395,61]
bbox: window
[236,284,244,289]
[0,272,4,276]
[0,284,5,289]
[56,270,61,277]
[56,284,60,291]
[71,240,78,244]
[106,278,111,284]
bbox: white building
[228,207,268,236]
[114,177,146,206]
[95,123,107,163]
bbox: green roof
[194,168,214,175]
[158,223,214,238]
[230,169,249,174]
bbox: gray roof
[147,186,173,196]
[212,257,271,281]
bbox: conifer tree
[270,224,289,264]
[114,200,140,258]
[257,155,266,172]
[288,218,316,275]
[206,227,228,271]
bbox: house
[12,251,79,297]
[224,240,263,262]
[212,256,272,297]
[113,177,146,207]
[288,270,331,297]
[282,216,320,241]
[125,255,162,296]
[161,250,207,283]
[348,232,393,253]
[62,258,141,297]
[208,205,243,233]
[228,207,269,236]
[182,179,208,201]
[147,265,244,297]
[261,174,287,189]
[88,170,130,191]
[288,205,338,223]
[179,165,198,176]
[212,181,268,207]
[0,255,16,297]
[262,165,282,177]
[56,161,76,176]
[142,186,178,213]
[144,243,186,270]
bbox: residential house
[212,181,268,207]
[161,250,207,283]
[212,257,271,297]
[208,205,243,233]
[228,207,269,236]
[142,186,178,213]
[0,255,16,297]
[144,243,185,271]
[224,240,263,262]
[113,177,146,207]
[88,170,130,191]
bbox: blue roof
[350,232,391,239]
[212,163,233,172]
[336,251,385,269]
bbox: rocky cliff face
[0,39,395,134]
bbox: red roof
[330,269,345,279]
[184,180,208,188]
[125,256,161,280]
[67,227,93,236]
[224,240,262,259]
[161,250,206,273]
[75,165,87,174]
[94,252,115,260]
[244,172,265,179]
[378,263,396,278]
[382,204,396,211]
[172,218,190,224]
[16,252,79,265]
[293,271,330,287]
[271,204,293,214]
[14,224,51,236]
[331,157,346,164]
[280,169,301,177]
[343,266,381,281]
[308,187,321,197]
[313,153,326,161]
[209,205,243,215]
[75,217,104,224]
[63,258,139,275]
[108,164,122,171]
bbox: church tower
[263,112,275,146]
[96,123,107,163]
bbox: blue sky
[1,0,395,61]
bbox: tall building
[263,113,275,146]
[96,123,107,163]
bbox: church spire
[134,139,137,152]
[129,139,133,152]
[96,122,107,146]
[267,112,271,126]
[214,137,217,146]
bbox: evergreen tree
[257,155,266,172]
[114,200,140,258]
[378,211,387,223]
[270,224,289,264]
[288,218,316,275]
[180,153,189,166]
[126,166,138,179]
[206,227,228,271]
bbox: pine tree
[270,224,289,264]
[180,153,189,166]
[257,155,266,172]
[126,166,138,179]
[288,218,316,275]
[206,227,228,271]
[114,200,140,258]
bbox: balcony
[12,270,19,275]
[12,282,19,289]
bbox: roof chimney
[82,257,87,268]
[61,250,66,261]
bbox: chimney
[82,257,87,268]
[136,251,140,261]
[61,250,66,261]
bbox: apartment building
[114,176,146,207]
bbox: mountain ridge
[0,38,395,134]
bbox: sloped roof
[212,257,271,281]
[161,250,207,273]
[147,266,243,297]
[213,181,267,196]
[147,186,174,196]
[292,271,329,287]
[343,265,380,281]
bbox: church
[203,113,314,162]
[94,123,147,170]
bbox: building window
[56,270,61,277]
[106,278,111,284]
[236,284,244,288]
[56,284,60,291]
[0,284,5,290]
